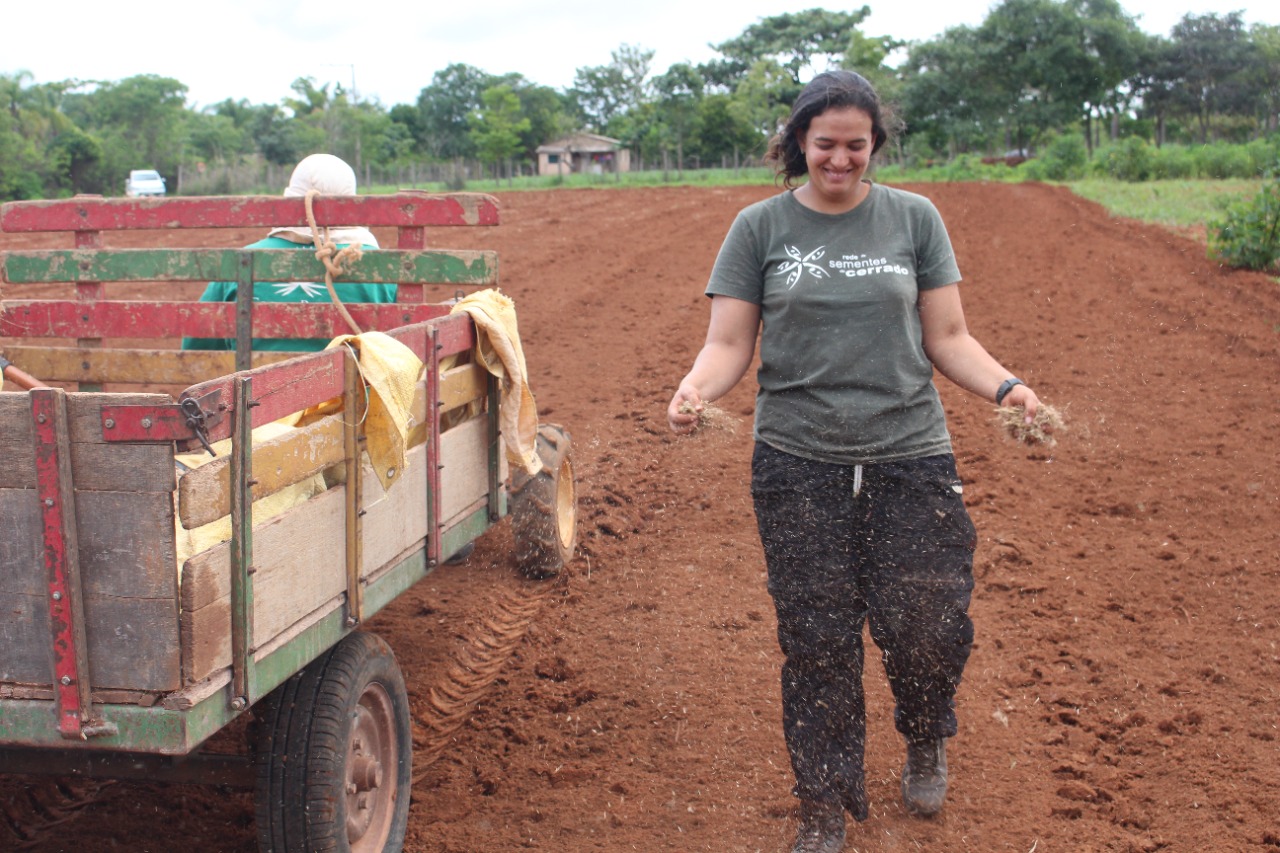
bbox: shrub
[1208,174,1280,273]
[1024,133,1088,181]
[1149,146,1197,180]
[1094,137,1154,182]
[1195,142,1255,180]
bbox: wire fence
[174,153,771,196]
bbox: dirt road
[4,183,1279,852]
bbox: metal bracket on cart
[100,389,225,454]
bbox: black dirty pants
[751,442,976,820]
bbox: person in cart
[183,153,394,351]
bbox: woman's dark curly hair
[766,70,899,189]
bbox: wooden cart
[0,191,577,852]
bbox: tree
[186,112,248,165]
[728,59,798,140]
[1250,24,1280,134]
[415,64,495,160]
[469,85,530,179]
[70,74,189,191]
[46,126,102,193]
[692,93,767,166]
[569,44,654,134]
[652,63,705,174]
[900,26,1005,155]
[712,8,873,85]
[1065,0,1146,151]
[1168,13,1260,142]
[506,80,575,160]
[0,76,45,200]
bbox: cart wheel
[253,631,411,853]
[511,423,577,579]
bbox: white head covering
[269,153,378,247]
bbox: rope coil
[303,189,364,335]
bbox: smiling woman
[666,69,1045,853]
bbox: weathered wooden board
[178,413,346,530]
[177,364,486,529]
[0,193,499,233]
[0,346,293,387]
[2,248,497,287]
[0,592,179,691]
[179,415,491,684]
[0,489,180,691]
[0,393,174,491]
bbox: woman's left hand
[1003,383,1040,424]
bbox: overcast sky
[4,1,1268,110]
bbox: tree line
[1,1,1276,202]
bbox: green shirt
[706,184,961,464]
[182,236,397,352]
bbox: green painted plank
[2,248,498,286]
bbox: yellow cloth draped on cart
[450,290,542,475]
[311,331,425,492]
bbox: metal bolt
[52,591,62,601]
[60,676,72,686]
[37,414,47,424]
[346,616,357,627]
[104,418,115,429]
[44,498,54,507]
[141,417,152,429]
[386,468,396,479]
[231,697,247,710]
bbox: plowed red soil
[4,182,1280,852]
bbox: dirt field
[3,182,1280,852]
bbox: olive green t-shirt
[705,184,961,464]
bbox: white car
[125,169,166,197]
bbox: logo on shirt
[776,245,829,289]
[271,281,326,299]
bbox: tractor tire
[511,423,577,579]
[253,631,411,853]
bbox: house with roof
[536,132,631,176]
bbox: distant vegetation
[1,2,1277,203]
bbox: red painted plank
[0,193,499,233]
[179,349,346,445]
[2,300,451,340]
[30,390,89,736]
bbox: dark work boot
[901,737,948,816]
[792,799,845,853]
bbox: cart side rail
[0,193,499,236]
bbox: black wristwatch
[995,377,1025,405]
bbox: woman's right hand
[667,384,704,434]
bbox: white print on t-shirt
[777,245,829,289]
[831,252,911,277]
[777,247,912,289]
[271,281,327,298]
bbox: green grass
[366,166,779,195]
[1061,179,1263,229]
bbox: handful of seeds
[996,402,1065,447]
[678,401,739,433]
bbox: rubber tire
[510,423,577,579]
[253,631,412,853]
